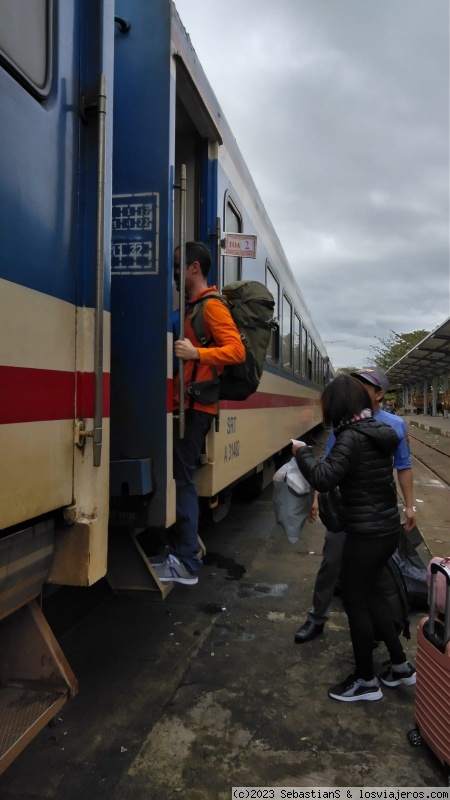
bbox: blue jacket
[325,407,411,471]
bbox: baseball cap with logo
[351,366,389,395]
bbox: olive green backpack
[187,280,277,402]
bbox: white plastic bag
[273,457,313,543]
[273,481,314,543]
[273,457,310,495]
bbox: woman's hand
[292,441,306,455]
[403,506,417,531]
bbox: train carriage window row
[0,0,52,96]
[282,293,292,372]
[294,314,301,376]
[223,190,324,390]
[266,266,280,365]
[302,323,308,381]
[265,264,324,389]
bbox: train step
[0,601,77,775]
[0,684,68,774]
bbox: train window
[266,266,279,363]
[307,335,313,381]
[293,314,301,375]
[0,0,52,96]
[301,324,308,380]
[282,294,292,372]
[223,196,242,285]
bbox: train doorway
[173,56,222,278]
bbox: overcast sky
[174,0,449,368]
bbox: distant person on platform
[294,366,416,644]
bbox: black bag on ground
[375,557,411,640]
[401,523,423,548]
[318,486,343,533]
[391,525,428,610]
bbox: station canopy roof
[386,316,450,386]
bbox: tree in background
[335,366,362,375]
[368,330,429,372]
[334,330,430,406]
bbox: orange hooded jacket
[172,286,246,415]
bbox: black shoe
[294,620,325,644]
[328,674,383,703]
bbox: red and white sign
[222,233,257,258]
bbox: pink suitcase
[426,556,450,616]
[409,561,450,779]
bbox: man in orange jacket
[154,242,245,585]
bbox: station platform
[1,428,449,795]
[403,412,450,438]
[400,411,450,563]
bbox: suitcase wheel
[407,727,423,747]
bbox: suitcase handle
[428,562,450,643]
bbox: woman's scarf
[336,407,372,433]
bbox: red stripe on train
[166,384,319,413]
[166,383,319,412]
[0,366,110,424]
[220,391,319,410]
[76,371,111,419]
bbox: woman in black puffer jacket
[293,374,415,703]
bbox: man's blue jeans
[171,409,212,575]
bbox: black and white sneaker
[379,660,416,687]
[328,674,383,702]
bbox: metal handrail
[93,74,107,467]
[178,164,187,439]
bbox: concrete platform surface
[1,429,449,798]
[404,412,450,439]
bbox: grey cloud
[174,0,449,367]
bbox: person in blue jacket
[294,366,417,645]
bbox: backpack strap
[186,292,224,409]
[187,292,225,346]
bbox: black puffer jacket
[295,418,401,536]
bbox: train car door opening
[172,55,223,518]
[108,6,221,591]
[173,57,221,267]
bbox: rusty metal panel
[0,520,55,621]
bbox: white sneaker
[153,554,198,585]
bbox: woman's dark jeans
[340,530,405,681]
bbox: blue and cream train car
[0,0,330,770]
